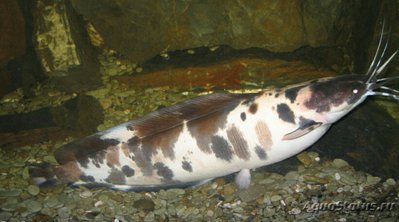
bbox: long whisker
[369,39,389,82]
[376,50,398,74]
[366,18,386,77]
[370,91,399,100]
[376,76,399,83]
[379,86,399,94]
[373,75,399,89]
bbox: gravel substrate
[0,50,398,221]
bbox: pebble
[303,175,330,184]
[2,202,19,212]
[270,195,282,202]
[259,178,275,184]
[27,185,40,196]
[0,212,12,221]
[237,185,265,202]
[133,199,155,211]
[297,153,313,167]
[22,167,30,180]
[335,172,341,180]
[223,184,236,196]
[385,178,396,186]
[144,212,155,222]
[285,171,299,181]
[79,190,93,198]
[57,207,72,219]
[45,197,62,208]
[365,176,381,186]
[135,67,143,73]
[288,207,301,215]
[25,200,43,213]
[332,159,349,168]
[0,189,21,197]
[339,172,357,185]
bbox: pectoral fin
[282,118,322,140]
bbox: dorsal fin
[123,92,254,138]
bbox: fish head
[303,75,369,123]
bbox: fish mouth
[364,19,398,101]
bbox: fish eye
[353,89,359,94]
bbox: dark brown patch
[122,165,135,177]
[304,75,365,112]
[285,85,305,103]
[182,161,192,172]
[106,146,120,167]
[211,135,233,161]
[127,138,153,176]
[276,103,295,124]
[187,111,229,153]
[80,175,95,182]
[242,97,255,106]
[141,125,182,160]
[249,103,258,114]
[226,125,250,160]
[240,112,246,121]
[105,169,126,184]
[255,146,267,160]
[255,121,273,150]
[28,163,55,184]
[154,162,174,181]
[54,135,120,168]
[54,161,83,183]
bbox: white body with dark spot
[30,26,398,191]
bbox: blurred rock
[0,0,26,65]
[70,0,362,64]
[33,0,101,93]
[0,95,103,134]
[115,56,335,91]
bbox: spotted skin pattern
[29,72,398,191]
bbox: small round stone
[0,212,12,221]
[366,176,381,186]
[385,178,396,186]
[332,159,349,168]
[57,207,72,219]
[270,195,282,202]
[27,185,40,196]
[79,190,93,198]
[285,171,299,181]
[133,199,155,211]
[26,200,42,213]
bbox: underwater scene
[0,0,398,221]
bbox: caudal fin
[28,162,59,187]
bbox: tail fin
[28,162,59,187]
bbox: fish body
[30,30,398,192]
